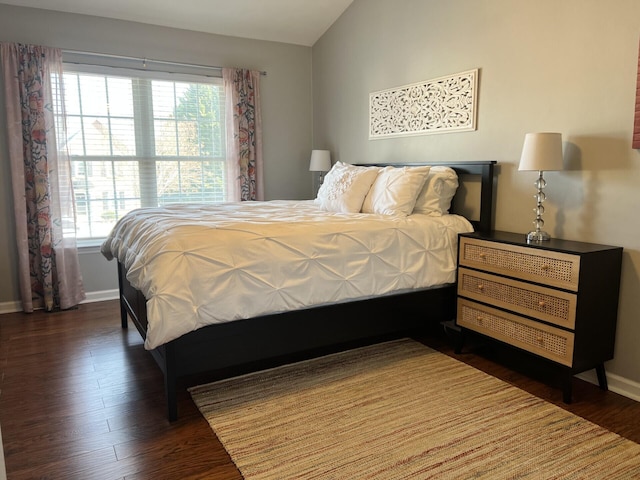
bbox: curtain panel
[223,68,264,201]
[634,39,640,149]
[1,43,85,311]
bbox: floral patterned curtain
[634,39,640,149]
[223,68,264,201]
[1,43,85,312]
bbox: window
[60,67,226,241]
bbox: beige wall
[0,4,313,301]
[313,0,640,386]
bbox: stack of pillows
[315,161,459,217]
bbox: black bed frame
[117,161,496,421]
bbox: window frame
[61,63,227,246]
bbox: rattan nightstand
[455,230,622,403]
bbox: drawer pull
[536,336,544,345]
[479,252,487,260]
[477,284,484,291]
[538,300,546,308]
[476,316,484,324]
[541,264,550,271]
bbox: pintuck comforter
[101,200,473,350]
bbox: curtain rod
[61,49,267,76]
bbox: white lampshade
[309,150,331,172]
[518,133,564,171]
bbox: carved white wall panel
[369,69,478,139]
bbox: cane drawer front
[457,299,575,367]
[457,267,577,329]
[459,237,580,291]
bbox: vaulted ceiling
[0,0,354,46]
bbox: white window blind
[60,65,226,241]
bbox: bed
[103,161,496,420]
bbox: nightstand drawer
[457,267,577,329]
[459,237,580,291]
[457,299,575,367]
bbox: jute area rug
[189,339,640,479]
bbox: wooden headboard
[358,161,496,233]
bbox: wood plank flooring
[0,300,638,479]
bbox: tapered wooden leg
[441,320,466,354]
[595,364,609,391]
[562,370,573,404]
[454,327,466,355]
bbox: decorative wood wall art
[633,40,640,149]
[369,69,478,139]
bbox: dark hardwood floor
[0,300,638,479]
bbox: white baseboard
[0,301,21,315]
[576,370,640,403]
[0,289,119,315]
[80,289,119,304]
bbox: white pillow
[362,166,431,216]
[315,162,379,213]
[413,166,459,216]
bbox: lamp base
[526,230,551,242]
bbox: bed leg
[166,379,178,422]
[117,262,129,329]
[120,300,128,329]
[165,345,178,422]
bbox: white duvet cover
[101,200,473,349]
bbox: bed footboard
[117,259,455,421]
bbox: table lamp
[309,150,331,186]
[518,132,564,242]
